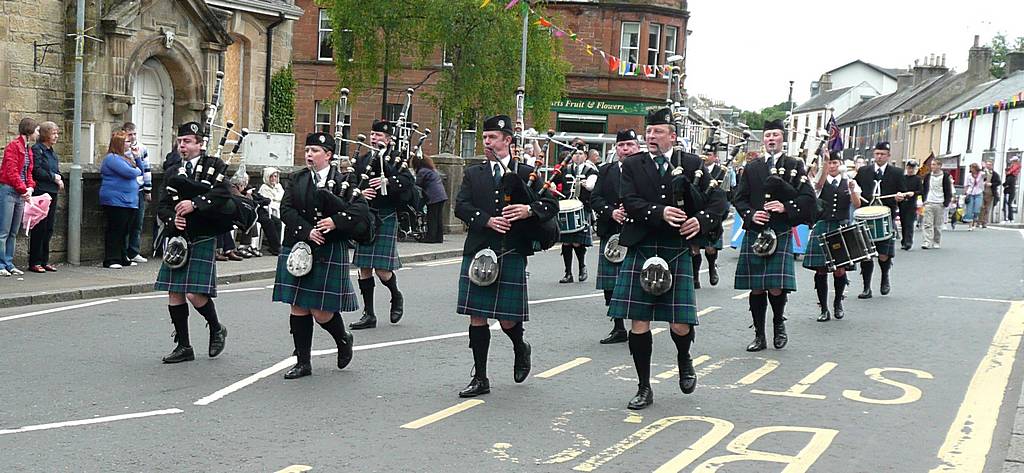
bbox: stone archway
[132,58,174,158]
[124,36,208,131]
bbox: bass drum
[557,199,587,234]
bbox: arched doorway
[132,58,174,158]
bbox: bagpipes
[750,148,811,258]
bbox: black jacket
[732,154,816,232]
[854,163,906,213]
[817,177,853,222]
[353,150,416,210]
[921,171,954,208]
[455,159,557,256]
[618,150,729,246]
[590,161,623,239]
[30,142,61,195]
[156,155,235,238]
[280,166,371,248]
[988,171,1002,199]
[899,174,923,217]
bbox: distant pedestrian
[963,163,984,230]
[412,155,447,243]
[921,158,953,249]
[0,117,39,277]
[1006,157,1020,222]
[981,160,1001,226]
[123,122,151,263]
[99,131,142,269]
[899,160,922,250]
[28,121,62,273]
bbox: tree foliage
[319,0,569,153]
[737,101,791,130]
[988,33,1024,79]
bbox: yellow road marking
[400,400,484,430]
[624,413,643,424]
[536,357,592,379]
[732,292,750,300]
[273,466,312,473]
[736,359,781,385]
[697,306,721,317]
[651,328,667,335]
[751,362,838,400]
[574,416,734,472]
[930,301,1024,472]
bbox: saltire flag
[827,114,843,153]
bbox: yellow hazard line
[536,357,592,379]
[401,400,485,430]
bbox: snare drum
[820,223,878,271]
[557,199,587,234]
[853,205,894,242]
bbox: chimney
[897,71,914,90]
[819,73,833,93]
[912,53,949,85]
[968,34,995,83]
[1007,51,1024,76]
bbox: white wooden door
[132,58,174,158]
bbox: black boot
[671,328,697,394]
[601,317,628,344]
[319,313,354,369]
[350,278,377,330]
[574,246,588,282]
[459,376,491,398]
[746,293,768,352]
[879,259,892,295]
[707,251,719,286]
[460,325,491,397]
[815,273,830,322]
[627,331,654,409]
[768,293,788,349]
[195,300,226,358]
[162,304,195,363]
[833,273,847,319]
[858,261,874,299]
[381,272,404,323]
[503,322,531,383]
[285,315,313,379]
[691,252,702,289]
[559,246,574,283]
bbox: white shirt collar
[187,156,201,167]
[491,156,511,172]
[314,166,330,187]
[877,163,888,174]
[828,174,841,186]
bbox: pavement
[0,234,467,309]
[1,225,1023,472]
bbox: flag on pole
[826,114,844,153]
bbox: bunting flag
[585,44,593,56]
[504,0,520,10]
[536,18,552,28]
[480,0,491,8]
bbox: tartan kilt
[595,238,621,291]
[802,220,847,271]
[457,251,529,322]
[735,228,797,291]
[273,241,359,313]
[154,237,218,297]
[608,238,698,324]
[694,229,724,250]
[873,235,896,257]
[558,213,593,246]
[353,209,401,271]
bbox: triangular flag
[553,29,565,38]
[599,50,606,60]
[480,0,491,7]
[569,31,578,41]
[536,18,552,28]
[608,56,619,73]
[505,0,520,10]
[585,44,594,56]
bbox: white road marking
[0,299,118,323]
[937,296,1017,304]
[0,408,183,436]
[530,293,605,305]
[732,292,750,300]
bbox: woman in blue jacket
[99,131,141,268]
[28,121,63,273]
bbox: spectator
[899,160,922,250]
[228,171,258,258]
[1006,156,1020,222]
[99,131,142,269]
[257,167,284,255]
[963,163,984,231]
[921,158,953,249]
[412,155,447,243]
[981,160,1001,226]
[122,122,151,263]
[588,149,602,167]
[28,121,63,273]
[0,118,38,276]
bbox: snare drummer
[591,129,639,344]
[853,142,907,298]
[608,108,729,409]
[272,133,369,379]
[803,151,861,321]
[556,149,599,283]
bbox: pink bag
[22,193,53,235]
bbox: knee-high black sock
[194,299,221,333]
[502,321,525,349]
[613,317,625,331]
[169,304,191,348]
[860,261,874,289]
[317,313,349,347]
[603,289,613,306]
[879,258,892,276]
[670,327,695,361]
[469,325,490,379]
[380,272,400,297]
[573,245,586,270]
[814,272,829,309]
[767,292,788,324]
[628,331,653,388]
[561,246,573,272]
[358,278,375,315]
[749,292,768,336]
[833,273,848,302]
[706,251,718,269]
[691,252,702,276]
[290,315,314,364]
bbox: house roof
[836,74,951,125]
[206,0,304,19]
[827,60,905,79]
[948,70,1024,114]
[793,86,853,113]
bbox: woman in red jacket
[0,118,38,276]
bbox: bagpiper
[690,139,733,289]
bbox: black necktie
[185,161,194,178]
[313,171,321,187]
[875,167,883,180]
[655,156,668,176]
[492,163,502,186]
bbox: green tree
[737,101,791,130]
[989,33,1024,79]
[267,65,296,133]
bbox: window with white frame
[318,9,334,61]
[647,24,661,67]
[620,22,640,66]
[315,101,332,134]
[664,26,678,64]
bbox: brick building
[291,0,689,162]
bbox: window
[384,103,414,124]
[619,22,640,67]
[318,9,333,61]
[816,113,823,131]
[647,24,661,67]
[314,101,332,134]
[946,120,954,154]
[989,110,999,150]
[966,115,975,153]
[441,45,453,67]
[664,26,678,64]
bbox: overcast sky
[685,0,1024,111]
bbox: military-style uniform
[556,159,599,283]
[803,170,859,321]
[690,141,732,289]
[609,109,729,410]
[273,133,372,379]
[154,122,233,364]
[350,119,417,330]
[454,115,558,398]
[852,141,905,299]
[732,119,816,352]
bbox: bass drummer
[591,129,639,344]
[803,151,861,321]
[853,141,907,299]
[555,148,599,283]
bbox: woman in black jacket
[28,122,63,273]
[413,155,448,243]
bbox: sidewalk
[0,235,466,309]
